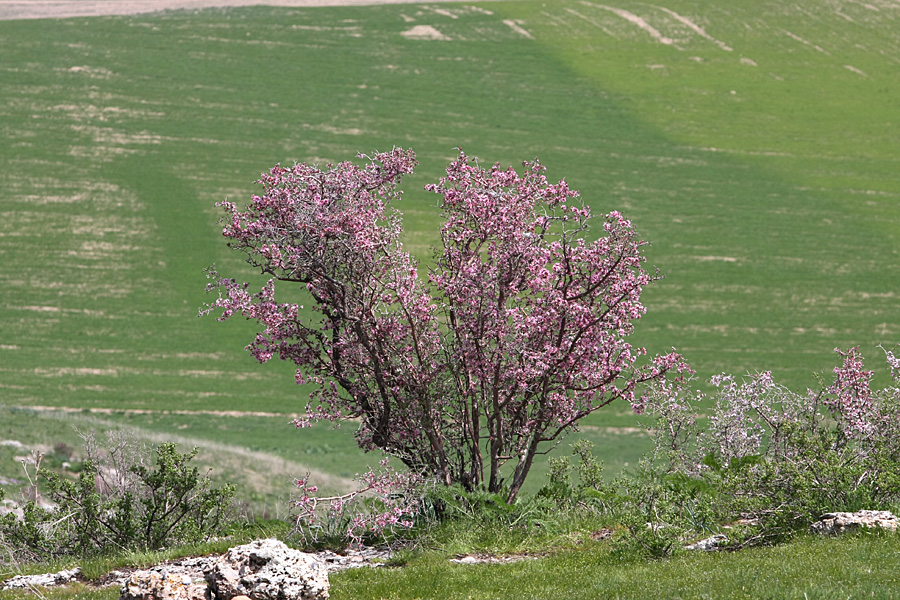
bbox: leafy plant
[538,440,614,514]
[292,460,433,549]
[0,435,236,560]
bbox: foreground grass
[0,587,119,600]
[2,531,898,600]
[332,532,900,600]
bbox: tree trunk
[505,435,541,503]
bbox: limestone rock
[448,554,536,565]
[205,539,329,600]
[810,510,899,535]
[120,560,214,600]
[314,547,393,572]
[3,568,81,590]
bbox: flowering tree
[203,148,686,503]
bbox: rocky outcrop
[810,510,899,535]
[205,539,329,600]
[2,544,387,594]
[117,541,329,600]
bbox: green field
[1,0,898,498]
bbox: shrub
[0,434,236,560]
[537,440,614,514]
[203,148,686,502]
[636,346,900,545]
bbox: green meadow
[1,0,898,498]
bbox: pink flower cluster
[824,346,875,437]
[293,460,427,547]
[203,148,684,503]
[427,151,688,498]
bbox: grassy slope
[0,0,897,494]
[496,0,900,389]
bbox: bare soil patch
[0,0,493,21]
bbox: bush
[537,440,615,514]
[632,346,900,546]
[289,443,617,552]
[0,434,236,560]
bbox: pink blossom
[825,346,874,437]
[203,148,683,503]
[291,462,429,547]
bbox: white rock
[3,568,81,590]
[684,533,728,551]
[120,560,215,600]
[810,510,899,535]
[205,538,329,600]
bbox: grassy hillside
[0,0,897,494]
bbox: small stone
[449,554,534,565]
[684,534,728,551]
[3,568,81,590]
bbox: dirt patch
[0,0,496,21]
[401,24,450,40]
[584,2,677,47]
[502,18,533,39]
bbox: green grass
[331,531,900,599]
[0,585,120,600]
[1,0,898,500]
[3,531,897,600]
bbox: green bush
[537,440,615,514]
[0,438,236,561]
